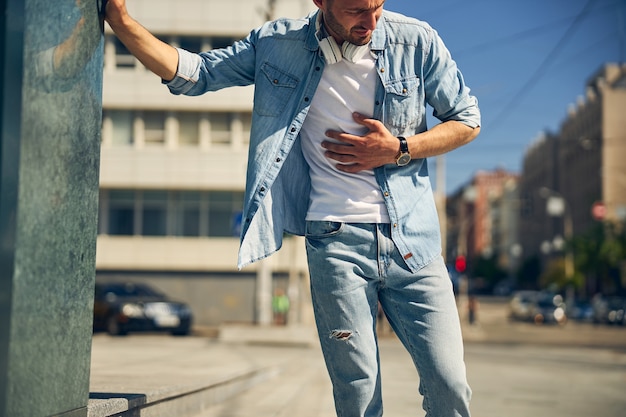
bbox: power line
[452,0,622,58]
[488,0,598,131]
[454,17,574,58]
[619,0,626,62]
[415,0,494,21]
[551,30,620,69]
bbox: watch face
[397,153,411,166]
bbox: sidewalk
[88,299,626,417]
[88,325,319,417]
[86,318,494,417]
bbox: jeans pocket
[305,221,344,239]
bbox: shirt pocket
[254,62,299,117]
[383,76,422,131]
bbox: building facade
[517,63,626,293]
[446,169,520,292]
[560,64,626,228]
[518,132,562,268]
[97,0,316,327]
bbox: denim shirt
[166,10,480,271]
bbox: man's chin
[350,36,371,46]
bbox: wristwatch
[395,136,411,166]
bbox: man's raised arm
[105,0,179,81]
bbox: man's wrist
[395,136,411,166]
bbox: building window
[101,189,244,238]
[210,112,231,145]
[103,110,253,147]
[143,111,166,145]
[108,190,135,235]
[210,37,236,49]
[178,112,200,146]
[207,191,243,237]
[241,112,252,144]
[174,191,203,237]
[114,38,136,68]
[109,110,134,146]
[179,36,203,53]
[141,191,168,236]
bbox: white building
[97,0,315,327]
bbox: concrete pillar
[256,259,273,325]
[0,1,103,416]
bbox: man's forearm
[407,121,480,159]
[106,5,179,81]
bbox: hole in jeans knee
[329,329,353,341]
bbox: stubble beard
[323,10,371,46]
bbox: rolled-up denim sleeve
[163,31,257,96]
[163,48,203,95]
[424,30,481,128]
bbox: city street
[187,302,626,417]
[189,335,625,417]
[89,298,626,417]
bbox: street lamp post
[540,187,577,301]
[562,209,574,284]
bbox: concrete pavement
[88,326,316,417]
[88,299,626,417]
[190,337,626,417]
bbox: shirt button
[291,127,296,132]
[393,223,398,228]
[260,187,266,192]
[384,192,389,197]
[273,79,278,84]
[275,158,281,163]
[402,88,407,94]
[304,97,310,102]
[380,68,385,73]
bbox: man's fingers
[321,140,355,153]
[324,130,360,145]
[324,150,354,164]
[352,112,380,130]
[335,163,364,173]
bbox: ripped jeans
[305,221,471,417]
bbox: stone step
[87,366,280,417]
[88,326,316,417]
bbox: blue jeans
[305,221,471,417]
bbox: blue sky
[386,0,625,194]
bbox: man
[105,1,480,416]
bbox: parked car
[93,282,193,336]
[528,292,567,325]
[508,290,539,322]
[569,299,594,323]
[592,295,626,326]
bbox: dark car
[528,292,567,325]
[569,299,594,323]
[508,290,539,322]
[93,282,193,336]
[592,295,626,326]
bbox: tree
[572,221,626,295]
[470,252,507,293]
[516,255,541,290]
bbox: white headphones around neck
[315,13,371,64]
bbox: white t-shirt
[301,50,390,223]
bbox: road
[191,336,625,417]
[191,299,626,417]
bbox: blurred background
[95,0,626,333]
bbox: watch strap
[398,136,409,153]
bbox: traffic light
[455,255,466,273]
